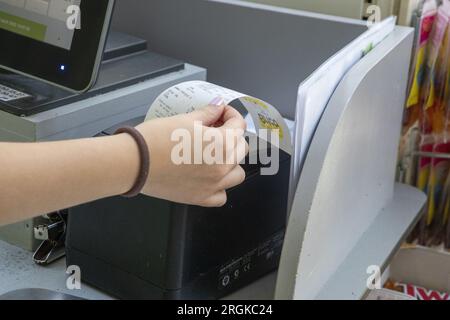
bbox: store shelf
[316,184,426,299]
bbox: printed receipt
[145,81,292,155]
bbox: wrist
[108,133,141,196]
[114,126,150,198]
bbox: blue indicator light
[60,65,66,71]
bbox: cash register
[0,0,291,300]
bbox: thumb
[189,104,225,127]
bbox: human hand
[135,104,248,207]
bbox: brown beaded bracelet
[114,126,150,198]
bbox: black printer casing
[66,144,290,300]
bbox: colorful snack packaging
[423,1,450,245]
[402,0,450,248]
[407,0,438,106]
[444,216,450,251]
[429,46,450,244]
[400,1,437,189]
[405,0,437,125]
[431,170,450,245]
[385,280,450,300]
[417,1,450,244]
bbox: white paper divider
[289,17,397,209]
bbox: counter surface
[0,240,276,300]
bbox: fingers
[165,104,249,209]
[220,107,248,163]
[189,105,246,132]
[237,136,250,164]
[224,136,249,166]
[188,105,225,126]
[201,190,227,208]
[220,106,247,132]
[210,135,248,174]
[202,109,249,166]
[217,165,246,191]
[201,165,246,207]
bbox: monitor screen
[0,0,114,92]
[0,0,80,50]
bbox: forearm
[0,105,249,225]
[0,133,139,226]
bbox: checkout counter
[0,0,425,300]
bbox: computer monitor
[0,0,115,92]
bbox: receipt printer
[66,120,291,300]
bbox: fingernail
[209,97,225,107]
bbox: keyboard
[0,84,31,102]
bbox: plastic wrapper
[385,280,450,300]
